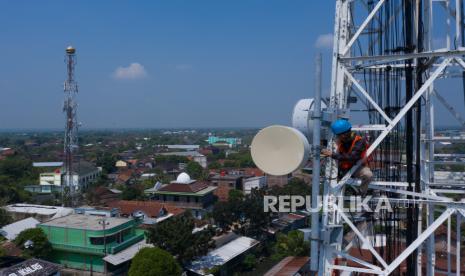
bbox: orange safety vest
[337,135,369,171]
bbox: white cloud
[315,33,334,49]
[113,63,147,80]
[175,64,193,71]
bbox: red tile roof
[264,256,309,276]
[213,184,232,202]
[159,181,210,193]
[116,170,133,183]
[242,168,264,177]
[108,200,184,218]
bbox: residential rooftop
[4,203,73,216]
[210,173,244,180]
[40,214,132,231]
[33,162,63,167]
[149,185,217,196]
[0,217,39,240]
[187,236,259,275]
[108,200,184,218]
[264,256,310,276]
[159,151,205,157]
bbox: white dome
[176,172,191,184]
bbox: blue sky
[0,1,463,129]
[0,0,336,129]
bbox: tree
[122,184,145,200]
[0,156,33,180]
[212,201,236,230]
[96,152,117,174]
[185,161,205,180]
[270,177,310,198]
[242,254,257,271]
[129,247,182,276]
[0,156,34,203]
[223,160,238,168]
[208,161,222,170]
[239,188,272,239]
[0,208,12,228]
[228,189,244,202]
[211,188,271,240]
[14,228,52,259]
[271,230,309,261]
[147,212,215,264]
[212,190,244,231]
[225,151,255,168]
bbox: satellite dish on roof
[251,125,310,176]
[292,98,327,142]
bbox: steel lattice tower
[311,0,465,275]
[63,46,78,207]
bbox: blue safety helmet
[331,119,352,135]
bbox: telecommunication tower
[63,46,79,207]
[317,0,465,275]
[251,0,465,275]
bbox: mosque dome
[176,172,191,184]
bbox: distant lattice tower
[62,46,79,207]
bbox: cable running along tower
[63,46,78,207]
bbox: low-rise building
[266,173,292,188]
[268,213,308,235]
[39,214,145,274]
[24,184,62,194]
[33,161,101,192]
[264,256,310,276]
[159,151,207,168]
[209,172,244,201]
[206,136,241,147]
[65,161,101,191]
[4,204,74,223]
[87,186,122,206]
[243,176,267,194]
[0,147,14,155]
[145,173,216,218]
[108,200,184,225]
[0,217,39,240]
[0,258,62,276]
[74,206,119,217]
[115,160,128,168]
[186,236,258,275]
[165,145,200,150]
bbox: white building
[243,176,267,194]
[37,161,101,191]
[160,151,207,168]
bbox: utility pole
[310,53,322,274]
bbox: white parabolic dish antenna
[251,125,310,176]
[292,98,327,142]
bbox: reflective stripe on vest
[337,135,368,171]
